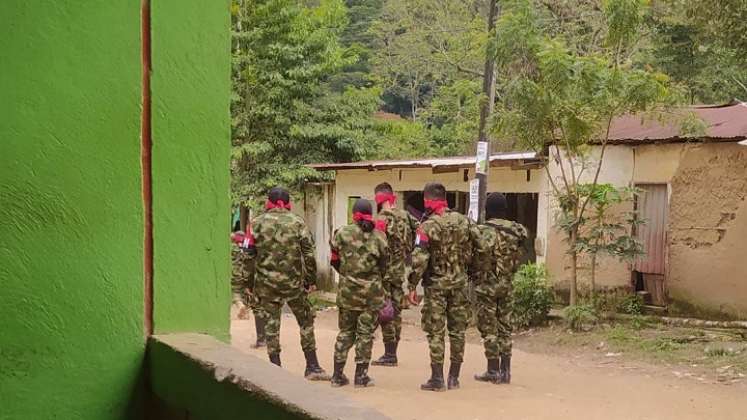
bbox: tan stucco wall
[666,143,747,318]
[544,143,747,318]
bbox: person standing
[230,229,266,348]
[472,193,528,384]
[329,199,388,388]
[408,182,478,391]
[245,187,329,381]
[371,183,418,367]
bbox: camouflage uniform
[471,218,528,358]
[408,209,477,365]
[330,224,388,365]
[249,208,318,357]
[376,207,418,344]
[231,246,264,321]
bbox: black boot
[420,364,446,392]
[254,317,266,348]
[499,354,511,384]
[269,353,281,367]
[354,363,375,388]
[330,361,349,388]
[447,362,461,390]
[474,358,500,383]
[304,350,331,381]
[371,341,398,367]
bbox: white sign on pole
[467,178,480,222]
[475,141,489,174]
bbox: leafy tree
[493,0,679,305]
[575,184,643,296]
[231,0,376,207]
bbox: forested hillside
[231,0,747,206]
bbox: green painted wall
[0,2,145,419]
[0,1,232,419]
[150,0,232,341]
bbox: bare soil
[231,306,745,420]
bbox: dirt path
[231,308,744,420]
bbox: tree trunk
[569,228,579,306]
[590,252,597,300]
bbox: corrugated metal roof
[309,151,539,171]
[605,102,747,144]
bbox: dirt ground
[230,307,745,420]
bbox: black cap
[486,192,508,219]
[268,187,290,204]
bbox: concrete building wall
[0,2,232,419]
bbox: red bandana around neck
[424,199,448,215]
[265,199,291,211]
[375,192,396,206]
[352,212,373,222]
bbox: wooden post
[475,0,500,223]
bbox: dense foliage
[512,263,555,328]
[231,0,745,206]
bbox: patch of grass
[607,325,634,343]
[563,304,599,331]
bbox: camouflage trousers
[421,286,470,364]
[475,293,512,358]
[376,281,403,344]
[334,308,377,365]
[259,294,316,356]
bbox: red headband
[265,199,291,210]
[424,199,448,215]
[375,192,396,206]
[352,212,373,222]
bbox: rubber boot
[371,341,398,367]
[474,358,500,383]
[254,317,266,348]
[330,361,349,388]
[269,353,281,367]
[499,354,511,384]
[447,362,461,390]
[420,364,446,392]
[304,350,331,381]
[354,363,375,388]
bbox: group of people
[231,181,528,392]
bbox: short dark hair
[267,187,290,204]
[423,182,446,200]
[486,192,508,219]
[374,182,393,194]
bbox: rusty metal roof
[605,102,747,144]
[309,151,539,171]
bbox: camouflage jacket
[231,245,254,295]
[408,209,478,291]
[377,207,418,286]
[250,208,317,301]
[471,218,528,298]
[330,224,388,311]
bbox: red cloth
[424,199,448,215]
[375,192,396,206]
[352,212,373,222]
[375,219,388,233]
[330,250,340,262]
[231,227,255,248]
[265,199,291,210]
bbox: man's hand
[244,287,253,297]
[407,290,420,305]
[306,284,317,293]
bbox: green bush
[512,263,554,328]
[563,304,599,331]
[617,294,644,315]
